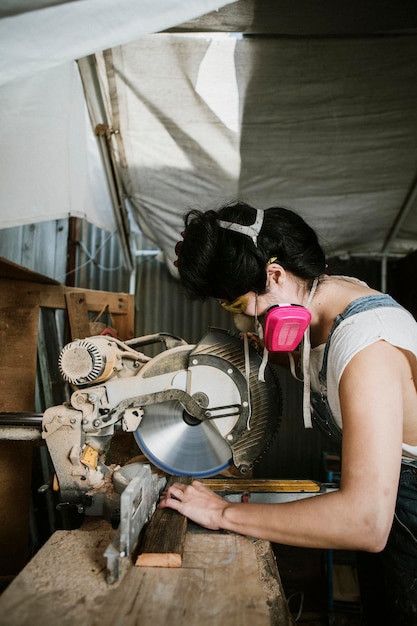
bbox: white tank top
[310,305,417,461]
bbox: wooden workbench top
[0,520,294,626]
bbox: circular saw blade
[134,400,232,477]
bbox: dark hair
[176,201,326,301]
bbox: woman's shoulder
[329,305,417,382]
[330,274,369,287]
[323,274,379,296]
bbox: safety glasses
[218,294,250,314]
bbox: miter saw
[41,328,282,582]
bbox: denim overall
[310,294,417,624]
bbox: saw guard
[134,329,282,476]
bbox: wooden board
[0,259,135,578]
[0,281,40,410]
[2,278,134,341]
[0,521,294,626]
[0,281,40,576]
[135,476,191,567]
[203,478,321,493]
[65,291,92,339]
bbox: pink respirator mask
[263,304,312,352]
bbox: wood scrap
[65,291,91,339]
[135,475,191,568]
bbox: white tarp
[0,62,115,231]
[0,0,235,87]
[0,0,234,232]
[94,33,417,270]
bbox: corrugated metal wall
[0,218,131,290]
[134,254,235,348]
[0,219,69,281]
[71,220,131,293]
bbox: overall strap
[318,294,403,388]
[310,294,404,444]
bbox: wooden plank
[2,276,130,315]
[0,254,59,285]
[0,282,39,577]
[135,476,191,567]
[0,280,40,410]
[114,291,135,340]
[0,268,134,341]
[255,539,295,626]
[65,291,91,339]
[38,283,130,314]
[203,478,321,493]
[0,523,293,626]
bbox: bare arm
[159,341,404,552]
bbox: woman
[159,201,417,624]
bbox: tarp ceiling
[1,1,417,274]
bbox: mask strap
[306,276,319,308]
[242,333,253,430]
[258,346,269,383]
[301,277,319,429]
[217,209,265,246]
[288,352,302,381]
[252,293,268,383]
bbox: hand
[158,480,228,530]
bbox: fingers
[158,480,225,530]
[158,494,181,511]
[158,486,182,511]
[166,480,202,495]
[169,485,187,500]
[158,481,196,510]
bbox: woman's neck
[308,275,380,348]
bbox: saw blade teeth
[135,329,283,476]
[134,401,232,477]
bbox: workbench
[0,519,294,626]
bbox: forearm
[219,488,391,552]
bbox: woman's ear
[266,262,285,287]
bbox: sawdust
[0,519,132,625]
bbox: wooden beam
[65,291,91,340]
[135,476,191,568]
[0,280,40,576]
[3,280,133,341]
[0,523,294,625]
[202,478,321,493]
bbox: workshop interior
[1,1,417,624]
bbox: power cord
[287,590,305,622]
